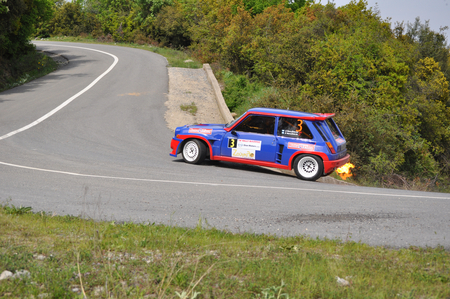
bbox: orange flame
[336,162,355,180]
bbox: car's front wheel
[293,155,323,181]
[182,139,206,164]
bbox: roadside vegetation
[0,0,56,91]
[2,0,450,191]
[180,102,198,115]
[1,202,449,298]
[0,51,58,93]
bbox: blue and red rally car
[170,108,350,181]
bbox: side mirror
[231,130,237,136]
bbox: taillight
[326,142,336,154]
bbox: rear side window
[313,122,328,141]
[325,118,342,140]
[277,117,313,139]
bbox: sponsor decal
[188,128,212,135]
[232,148,256,159]
[281,129,299,136]
[238,139,262,150]
[287,142,315,151]
[228,138,262,151]
[336,137,345,144]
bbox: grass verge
[0,51,58,92]
[1,202,449,298]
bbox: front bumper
[170,138,181,157]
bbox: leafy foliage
[0,0,53,58]
[151,3,191,47]
[0,44,57,91]
[221,71,275,114]
[135,0,173,20]
[3,204,32,215]
[45,2,100,37]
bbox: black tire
[293,155,323,181]
[181,139,206,164]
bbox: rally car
[170,108,350,181]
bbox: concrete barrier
[203,64,234,123]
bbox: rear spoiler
[300,113,335,121]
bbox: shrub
[151,4,191,48]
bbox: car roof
[247,107,334,120]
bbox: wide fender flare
[177,135,214,158]
[288,151,329,170]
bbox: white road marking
[1,161,449,200]
[0,44,119,140]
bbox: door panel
[221,132,277,162]
[220,115,277,162]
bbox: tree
[152,3,190,47]
[406,18,450,82]
[0,0,53,59]
[135,0,172,22]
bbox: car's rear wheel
[182,139,206,164]
[293,155,323,181]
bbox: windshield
[225,112,246,128]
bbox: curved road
[1,42,449,249]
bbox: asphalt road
[1,42,449,249]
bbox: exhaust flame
[336,162,355,180]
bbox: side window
[325,118,341,140]
[313,122,328,141]
[234,115,275,135]
[277,117,313,139]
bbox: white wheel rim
[183,141,199,162]
[297,156,319,178]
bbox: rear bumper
[323,154,350,174]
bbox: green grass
[1,202,449,298]
[38,36,203,69]
[180,102,198,116]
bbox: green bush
[0,51,57,92]
[43,2,101,37]
[1,0,53,58]
[222,71,274,114]
[151,4,191,48]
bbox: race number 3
[228,138,237,148]
[296,119,303,133]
